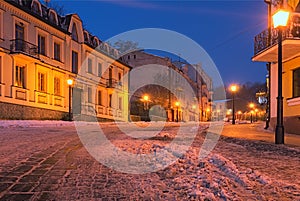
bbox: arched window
[31,1,41,15]
[48,10,58,25]
[71,23,78,42]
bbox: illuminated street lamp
[229,84,238,125]
[272,10,290,144]
[249,103,255,123]
[175,101,180,122]
[67,79,73,121]
[143,95,149,110]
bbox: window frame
[54,77,61,96]
[54,42,61,61]
[15,65,25,88]
[97,90,102,105]
[72,50,78,74]
[88,58,93,74]
[38,72,46,92]
[38,34,46,56]
[88,87,92,103]
[293,67,300,98]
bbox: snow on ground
[0,120,299,200]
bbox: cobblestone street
[0,122,299,200]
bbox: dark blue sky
[51,0,268,85]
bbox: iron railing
[106,78,122,88]
[10,39,39,57]
[254,12,300,55]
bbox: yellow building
[252,0,300,134]
[0,0,130,121]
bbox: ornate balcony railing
[254,12,300,55]
[106,78,122,88]
[10,39,39,57]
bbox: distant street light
[229,84,238,125]
[175,101,180,122]
[272,10,290,144]
[67,79,73,121]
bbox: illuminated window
[54,77,61,96]
[54,42,61,61]
[293,68,300,98]
[15,65,25,88]
[72,51,78,74]
[38,72,46,92]
[38,34,46,55]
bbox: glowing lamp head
[67,79,73,86]
[230,84,238,92]
[175,101,180,107]
[249,103,255,108]
[143,95,149,101]
[272,10,290,28]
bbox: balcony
[253,12,300,62]
[10,39,39,58]
[106,78,122,88]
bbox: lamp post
[67,79,73,121]
[143,95,149,110]
[229,84,238,125]
[175,101,180,122]
[272,10,289,144]
[249,103,255,123]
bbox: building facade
[252,0,300,134]
[123,50,212,122]
[0,0,130,121]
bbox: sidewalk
[221,122,300,147]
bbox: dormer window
[93,37,99,47]
[48,10,58,25]
[71,23,78,42]
[31,0,42,16]
[84,31,90,43]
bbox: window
[98,63,102,77]
[72,51,78,74]
[54,77,61,96]
[109,94,112,108]
[15,65,25,88]
[134,55,136,59]
[15,24,24,51]
[31,1,41,15]
[118,97,122,110]
[88,58,93,74]
[118,72,122,86]
[128,55,130,60]
[88,87,92,103]
[97,90,102,105]
[293,68,300,98]
[71,23,78,41]
[38,72,46,92]
[49,10,57,24]
[54,42,61,61]
[38,34,46,55]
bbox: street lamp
[229,84,238,125]
[67,79,73,121]
[175,101,180,122]
[143,95,149,110]
[249,103,255,123]
[272,10,290,144]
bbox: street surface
[0,121,299,200]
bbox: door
[15,24,24,51]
